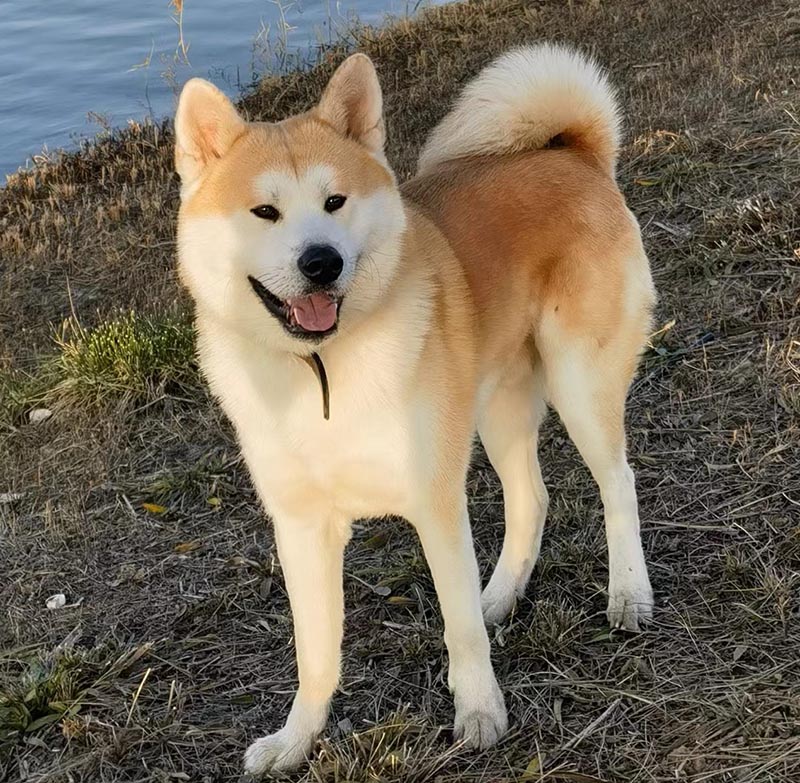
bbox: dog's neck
[198,220,434,423]
[292,273,398,424]
[294,220,431,423]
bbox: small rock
[337,717,353,734]
[28,408,53,424]
[46,593,67,610]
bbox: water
[0,1,443,177]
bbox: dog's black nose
[297,245,343,285]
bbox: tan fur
[404,150,653,366]
[174,47,655,775]
[183,118,394,218]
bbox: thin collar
[301,351,330,420]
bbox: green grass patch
[0,651,88,747]
[1,310,198,426]
[0,641,151,757]
[54,309,196,404]
[0,365,58,427]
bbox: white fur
[175,45,652,777]
[183,173,506,774]
[198,288,508,774]
[418,43,621,176]
[178,173,406,356]
[535,309,653,630]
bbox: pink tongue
[287,292,338,332]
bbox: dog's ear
[317,54,385,154]
[174,78,246,188]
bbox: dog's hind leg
[244,510,349,775]
[539,329,653,632]
[478,357,549,624]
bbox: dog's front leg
[244,511,348,775]
[412,496,508,748]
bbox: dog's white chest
[272,391,411,519]
[215,349,417,521]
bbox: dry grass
[1,0,799,781]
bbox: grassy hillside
[1,0,799,781]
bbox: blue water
[0,1,444,177]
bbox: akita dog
[174,43,655,774]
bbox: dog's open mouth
[248,276,340,339]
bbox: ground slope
[1,1,799,781]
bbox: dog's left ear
[317,54,385,154]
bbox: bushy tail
[417,43,621,177]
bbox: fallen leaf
[337,717,353,734]
[519,752,546,780]
[174,540,203,554]
[363,531,389,550]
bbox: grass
[1,309,196,428]
[1,0,799,781]
[0,640,154,752]
[53,309,196,404]
[0,367,57,430]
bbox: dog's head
[174,55,405,351]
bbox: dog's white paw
[243,728,313,777]
[481,564,526,625]
[481,583,516,626]
[607,572,653,632]
[453,680,508,750]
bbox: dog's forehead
[252,118,392,195]
[183,117,392,216]
[254,164,338,203]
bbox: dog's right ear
[174,79,246,188]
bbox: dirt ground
[1,0,799,781]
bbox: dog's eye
[251,204,281,222]
[324,195,347,213]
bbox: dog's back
[403,43,654,375]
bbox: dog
[174,43,655,775]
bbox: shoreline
[1,0,448,179]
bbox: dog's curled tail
[417,44,620,178]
